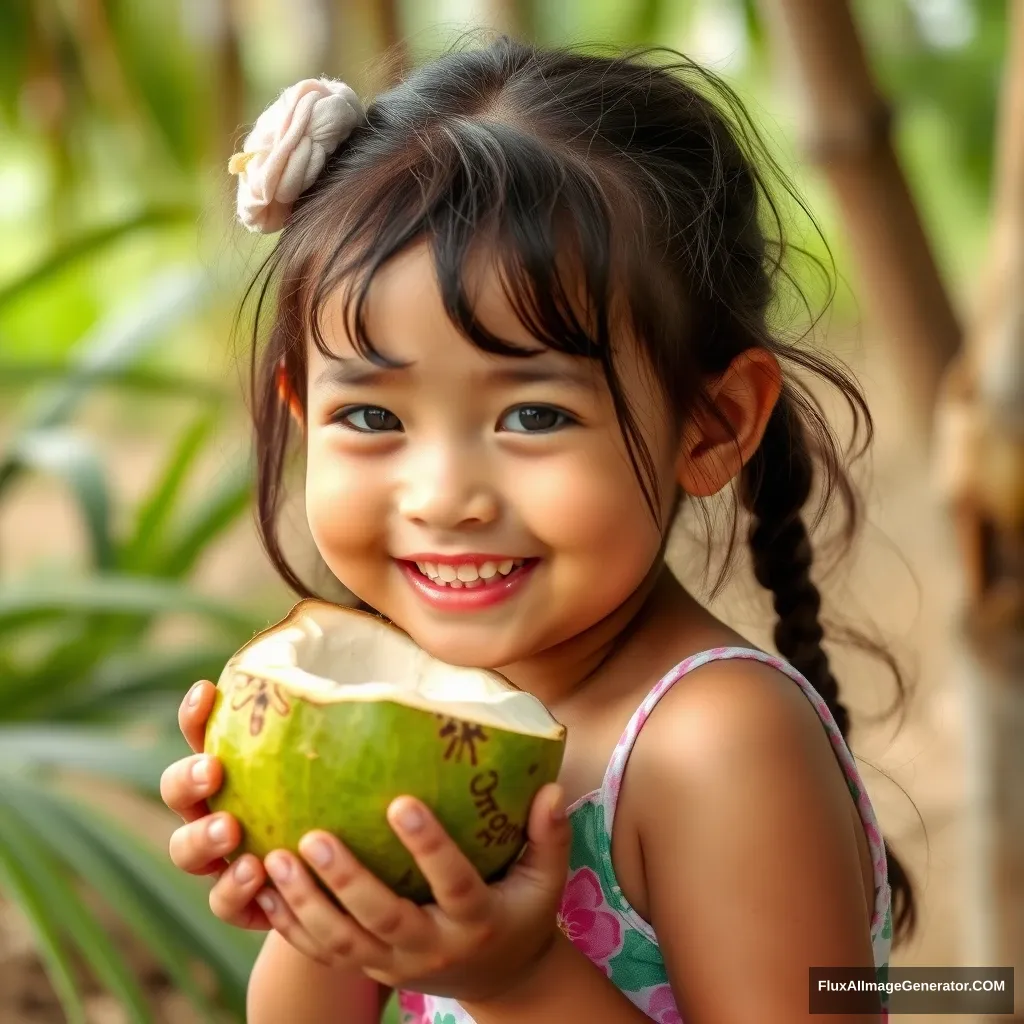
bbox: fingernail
[191,758,210,785]
[256,890,277,914]
[186,683,203,707]
[207,816,228,844]
[302,837,333,868]
[394,801,425,834]
[266,854,292,882]
[234,858,255,883]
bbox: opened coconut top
[227,600,565,740]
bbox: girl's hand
[159,680,271,931]
[258,783,570,1003]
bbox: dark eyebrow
[485,365,601,392]
[313,357,600,392]
[313,358,407,388]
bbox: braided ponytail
[740,396,846,727]
[740,394,915,941]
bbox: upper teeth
[415,559,524,585]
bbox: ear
[676,348,781,498]
[276,358,306,430]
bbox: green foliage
[0,1,1007,1021]
[0,210,266,1018]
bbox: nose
[396,443,500,529]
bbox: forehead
[305,240,661,411]
[308,242,594,376]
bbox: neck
[494,560,678,708]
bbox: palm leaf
[47,644,238,721]
[0,361,227,401]
[0,725,187,796]
[0,804,86,1024]
[10,428,114,570]
[104,3,213,170]
[157,455,253,577]
[0,266,211,498]
[20,265,210,429]
[47,789,260,1014]
[0,793,151,1022]
[0,207,196,310]
[4,775,221,1019]
[120,411,219,571]
[0,574,262,635]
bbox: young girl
[160,36,913,1023]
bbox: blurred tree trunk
[935,2,1024,1014]
[329,0,408,94]
[759,0,1024,1011]
[754,0,960,440]
[213,0,245,159]
[488,0,536,39]
[373,0,410,79]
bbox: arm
[248,929,390,1024]
[634,660,881,1024]
[459,931,651,1023]
[463,660,881,1024]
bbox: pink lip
[396,558,539,611]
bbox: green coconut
[204,599,566,903]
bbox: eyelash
[331,404,577,434]
[499,405,575,433]
[334,406,402,433]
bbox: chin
[392,623,527,672]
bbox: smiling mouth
[405,558,536,589]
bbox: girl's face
[304,243,680,669]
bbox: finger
[297,832,430,949]
[264,851,391,968]
[168,812,241,875]
[253,886,332,966]
[159,753,223,823]
[208,855,272,930]
[386,798,489,925]
[178,681,217,754]
[502,784,570,896]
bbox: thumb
[510,784,570,890]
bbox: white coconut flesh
[229,601,563,740]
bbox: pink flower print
[398,990,427,1023]
[863,819,881,850]
[648,983,683,1023]
[557,867,623,972]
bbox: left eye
[336,406,403,432]
[499,406,573,433]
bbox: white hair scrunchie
[228,77,365,234]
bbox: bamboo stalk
[936,5,1024,1014]
[755,0,962,439]
[213,0,245,161]
[374,0,410,81]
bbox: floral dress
[397,647,893,1023]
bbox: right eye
[334,406,403,433]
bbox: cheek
[304,441,385,564]
[519,452,664,569]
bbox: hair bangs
[291,114,626,373]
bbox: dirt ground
[0,328,992,1021]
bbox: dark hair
[240,35,915,943]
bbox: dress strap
[596,647,891,948]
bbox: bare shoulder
[620,655,879,1022]
[625,654,861,859]
[628,653,847,801]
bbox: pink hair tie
[228,77,365,234]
